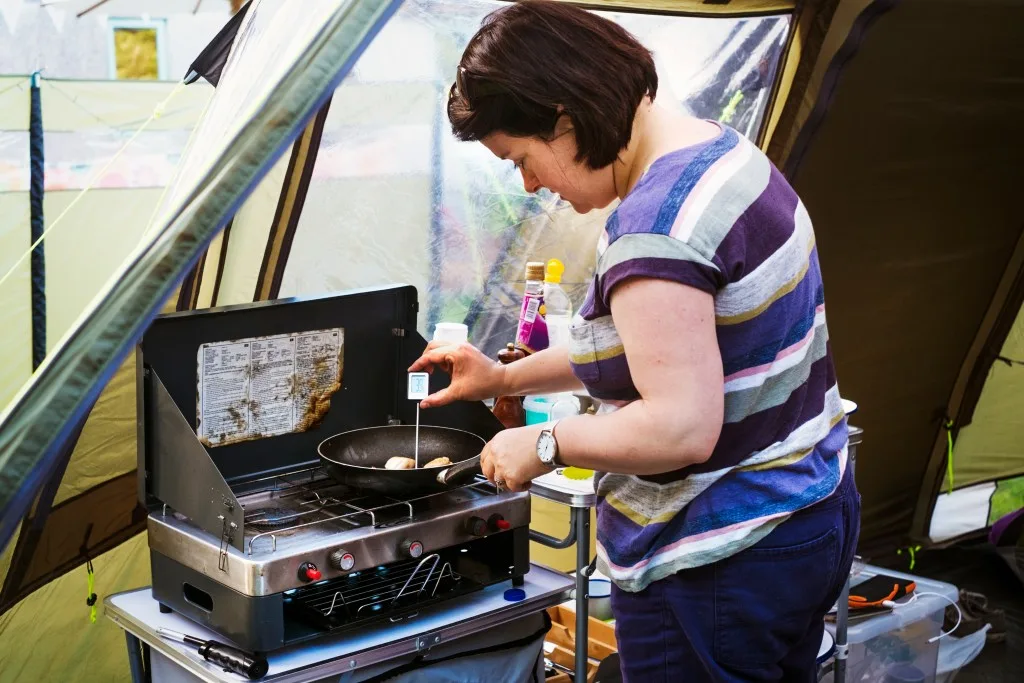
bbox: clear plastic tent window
[276,0,790,357]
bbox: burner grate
[240,468,499,555]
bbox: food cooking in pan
[382,456,452,470]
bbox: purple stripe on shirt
[713,165,800,279]
[600,257,721,303]
[634,348,838,484]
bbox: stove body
[137,286,529,652]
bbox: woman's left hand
[480,425,552,492]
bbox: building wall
[0,0,230,80]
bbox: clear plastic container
[823,566,958,683]
[543,259,572,348]
[523,393,580,425]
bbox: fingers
[419,386,455,409]
[480,445,495,482]
[407,343,458,372]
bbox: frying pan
[318,425,485,496]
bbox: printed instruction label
[197,328,344,447]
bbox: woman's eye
[513,159,525,170]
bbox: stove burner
[246,507,313,529]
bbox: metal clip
[415,633,442,651]
[391,328,407,337]
[431,562,460,597]
[392,554,440,606]
[324,591,348,617]
[217,515,237,572]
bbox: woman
[410,2,859,681]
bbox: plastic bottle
[515,261,549,354]
[543,258,572,348]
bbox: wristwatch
[536,420,564,469]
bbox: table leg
[573,506,591,683]
[125,632,149,683]
[834,574,851,683]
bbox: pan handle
[437,456,482,486]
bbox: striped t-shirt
[569,122,848,593]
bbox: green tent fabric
[929,306,1024,543]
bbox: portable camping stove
[147,467,530,652]
[137,286,531,652]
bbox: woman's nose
[520,168,542,194]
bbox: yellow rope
[0,79,188,292]
[141,86,214,240]
[945,419,955,495]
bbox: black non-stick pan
[318,425,485,497]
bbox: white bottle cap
[433,322,469,344]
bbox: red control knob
[488,514,511,531]
[299,562,322,582]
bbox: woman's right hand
[407,341,507,409]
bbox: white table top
[106,565,573,683]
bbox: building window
[108,18,168,80]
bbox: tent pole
[427,81,444,332]
[29,71,45,370]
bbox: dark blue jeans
[610,469,860,682]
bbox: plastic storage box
[824,565,958,683]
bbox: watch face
[538,432,556,464]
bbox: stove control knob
[488,514,512,532]
[330,549,355,572]
[402,540,424,559]
[466,516,487,537]
[299,562,322,582]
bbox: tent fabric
[927,301,1024,544]
[184,0,253,86]
[763,0,874,165]
[943,306,1024,490]
[202,0,795,355]
[7,0,1024,680]
[255,98,333,301]
[560,0,795,14]
[930,475,1024,545]
[782,0,1024,551]
[0,76,32,411]
[0,0,403,553]
[0,74,212,615]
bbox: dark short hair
[448,0,658,169]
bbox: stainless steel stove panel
[147,473,530,597]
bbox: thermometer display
[407,372,429,401]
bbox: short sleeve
[597,232,722,303]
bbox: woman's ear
[552,112,574,138]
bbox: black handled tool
[157,628,269,680]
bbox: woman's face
[481,122,618,214]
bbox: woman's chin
[566,198,591,214]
